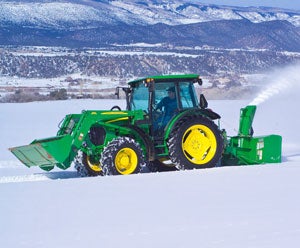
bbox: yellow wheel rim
[115,148,138,175]
[87,156,102,172]
[182,124,217,165]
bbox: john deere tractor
[10,74,282,176]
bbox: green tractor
[10,74,282,176]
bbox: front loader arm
[9,110,146,171]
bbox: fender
[127,125,155,161]
[200,108,221,120]
[164,108,221,141]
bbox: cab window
[130,82,149,111]
[179,82,198,108]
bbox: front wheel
[168,115,224,170]
[74,151,103,177]
[101,137,145,176]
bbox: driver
[155,86,177,127]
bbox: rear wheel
[168,115,223,170]
[101,137,145,176]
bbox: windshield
[130,82,149,111]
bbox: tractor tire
[74,151,103,177]
[167,115,224,170]
[101,137,145,176]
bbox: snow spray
[248,63,300,106]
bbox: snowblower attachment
[223,105,282,166]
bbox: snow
[0,74,120,90]
[0,1,300,27]
[1,66,300,247]
[0,2,110,28]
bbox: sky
[198,0,300,10]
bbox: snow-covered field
[1,67,300,247]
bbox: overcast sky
[197,1,300,10]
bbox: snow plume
[249,63,300,106]
[247,62,300,148]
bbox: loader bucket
[9,134,73,171]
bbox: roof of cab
[128,74,200,85]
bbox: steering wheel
[152,108,164,121]
[110,105,121,111]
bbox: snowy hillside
[1,1,300,51]
[1,64,300,247]
[0,0,299,28]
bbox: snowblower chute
[9,74,282,176]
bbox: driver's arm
[156,97,166,111]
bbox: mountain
[1,0,300,28]
[1,0,300,99]
[0,0,300,51]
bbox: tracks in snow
[0,174,50,184]
[0,160,80,184]
[0,171,80,184]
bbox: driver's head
[166,86,175,99]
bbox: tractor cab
[127,74,203,135]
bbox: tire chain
[167,114,222,170]
[167,114,196,170]
[73,151,90,177]
[101,137,146,176]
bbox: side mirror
[115,87,120,99]
[199,94,208,109]
[193,77,203,85]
